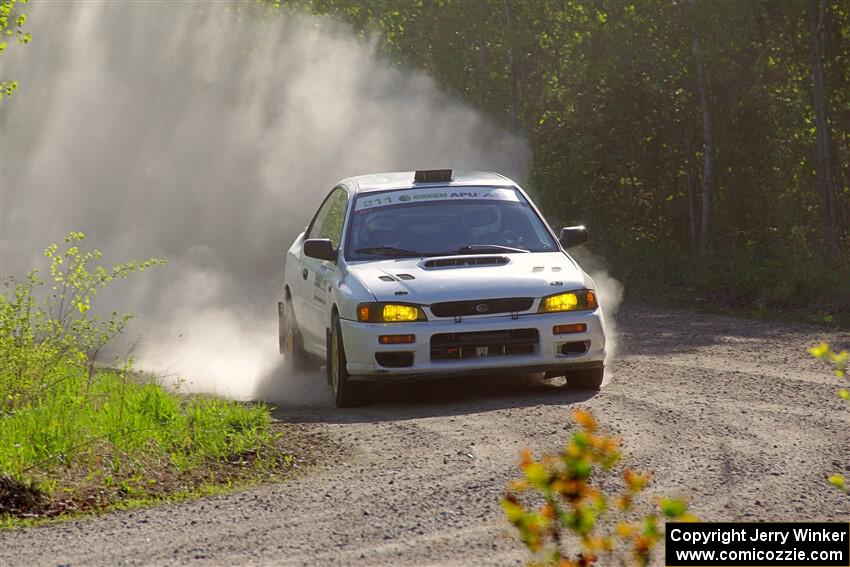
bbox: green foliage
[0,0,31,99]
[810,342,848,379]
[0,233,280,519]
[0,231,165,410]
[503,409,696,566]
[587,236,849,325]
[0,369,276,488]
[291,0,850,313]
[809,343,849,493]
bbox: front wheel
[566,367,604,390]
[279,299,312,371]
[328,314,367,408]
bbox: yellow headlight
[539,290,598,312]
[357,302,425,322]
[543,292,579,312]
[382,304,421,322]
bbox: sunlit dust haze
[569,247,624,383]
[0,1,528,403]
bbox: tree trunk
[502,0,518,132]
[809,0,840,259]
[689,0,716,251]
[687,155,697,248]
[683,127,698,248]
[477,18,486,109]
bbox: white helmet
[363,214,403,247]
[464,204,502,239]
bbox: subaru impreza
[279,169,606,407]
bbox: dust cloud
[0,1,527,402]
[592,269,624,366]
[570,247,625,378]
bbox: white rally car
[279,170,606,407]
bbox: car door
[300,186,349,351]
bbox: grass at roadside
[0,368,290,523]
[576,240,850,329]
[1,232,292,524]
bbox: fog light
[560,340,590,355]
[553,323,587,335]
[379,334,415,345]
[375,352,414,368]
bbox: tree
[688,0,717,251]
[0,0,31,99]
[809,0,840,259]
[287,0,849,311]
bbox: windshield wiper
[445,244,530,255]
[354,246,436,258]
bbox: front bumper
[339,309,606,381]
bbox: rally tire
[328,313,367,408]
[279,299,312,371]
[566,367,604,390]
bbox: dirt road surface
[2,305,849,566]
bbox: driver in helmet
[362,214,404,248]
[464,204,502,241]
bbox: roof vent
[414,169,453,183]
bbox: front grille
[430,329,539,361]
[430,297,534,318]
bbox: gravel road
[2,305,849,566]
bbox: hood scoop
[423,256,509,269]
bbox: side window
[307,187,344,241]
[317,189,348,249]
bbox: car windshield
[345,187,558,260]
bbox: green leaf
[660,498,688,518]
[809,343,830,358]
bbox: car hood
[346,252,587,304]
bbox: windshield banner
[354,188,520,211]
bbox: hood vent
[423,256,509,269]
[378,273,415,282]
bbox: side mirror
[559,225,588,249]
[303,239,337,261]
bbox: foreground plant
[810,342,849,383]
[1,231,165,410]
[503,409,695,566]
[810,342,850,492]
[0,232,287,521]
[0,0,31,99]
